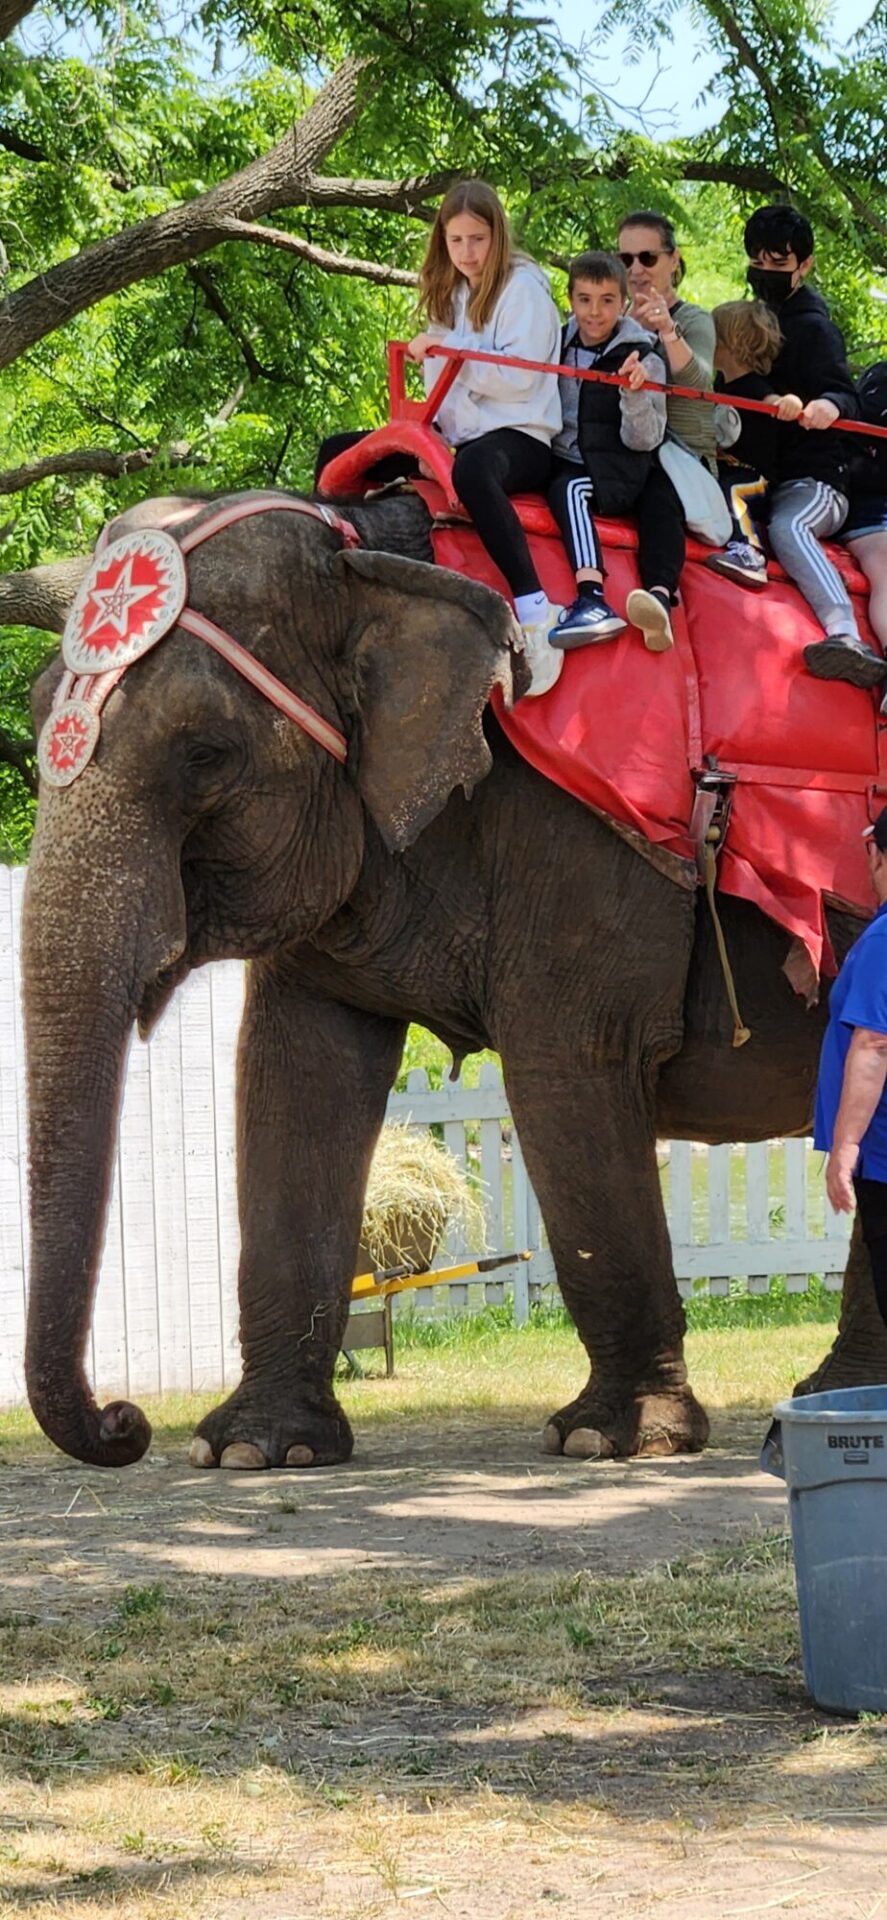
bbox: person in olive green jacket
[615,210,716,652]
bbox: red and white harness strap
[38,494,357,788]
[178,608,347,762]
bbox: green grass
[391,1281,840,1345]
[1,1318,883,1920]
[0,1312,837,1468]
[684,1273,839,1327]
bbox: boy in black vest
[548,251,667,646]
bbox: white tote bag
[658,432,733,547]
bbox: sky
[26,0,882,130]
[554,0,878,136]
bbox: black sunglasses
[618,249,668,268]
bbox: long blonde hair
[417,181,515,332]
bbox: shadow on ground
[0,1404,785,1589]
[3,1398,887,1920]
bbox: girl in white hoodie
[406,181,564,697]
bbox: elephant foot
[795,1218,887,1399]
[543,1383,710,1461]
[188,1382,354,1470]
[794,1330,887,1399]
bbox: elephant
[20,483,887,1472]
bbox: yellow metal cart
[342,1250,533,1376]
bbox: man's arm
[797,314,860,428]
[826,1026,887,1212]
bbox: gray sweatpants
[767,478,857,638]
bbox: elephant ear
[337,548,522,852]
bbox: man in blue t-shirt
[814,805,887,1326]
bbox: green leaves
[2,0,887,854]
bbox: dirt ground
[2,1408,788,1586]
[1,1406,886,1920]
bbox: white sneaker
[626,588,674,653]
[519,606,564,698]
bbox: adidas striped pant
[548,461,603,574]
[767,478,857,638]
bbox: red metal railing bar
[402,341,887,441]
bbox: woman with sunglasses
[615,211,716,651]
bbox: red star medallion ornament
[37,701,102,789]
[63,529,187,675]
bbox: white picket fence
[0,864,850,1407]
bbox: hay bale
[357,1122,486,1274]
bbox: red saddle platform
[319,421,886,983]
[426,485,887,984]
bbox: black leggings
[315,426,550,600]
[636,462,686,601]
[853,1177,887,1328]
[451,429,550,598]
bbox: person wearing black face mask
[744,204,883,691]
[746,265,801,310]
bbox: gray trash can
[770,1385,887,1713]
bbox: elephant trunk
[22,797,185,1466]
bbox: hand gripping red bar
[416,342,887,441]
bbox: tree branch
[680,158,787,193]
[561,147,787,195]
[0,0,37,39]
[302,171,455,214]
[804,138,887,244]
[214,219,419,285]
[0,125,46,161]
[706,0,887,245]
[0,555,88,632]
[703,0,791,178]
[185,263,281,381]
[0,121,133,186]
[0,55,376,371]
[704,0,783,115]
[0,444,197,497]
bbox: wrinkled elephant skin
[21,489,887,1471]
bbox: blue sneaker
[551,594,627,649]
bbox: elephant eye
[182,730,240,769]
[181,734,243,801]
[187,740,230,769]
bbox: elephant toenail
[219,1443,268,1470]
[542,1422,564,1455]
[189,1438,216,1468]
[563,1427,615,1459]
[285,1445,315,1467]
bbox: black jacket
[559,321,662,515]
[766,285,859,490]
[715,370,781,481]
[847,432,887,504]
[847,361,887,502]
